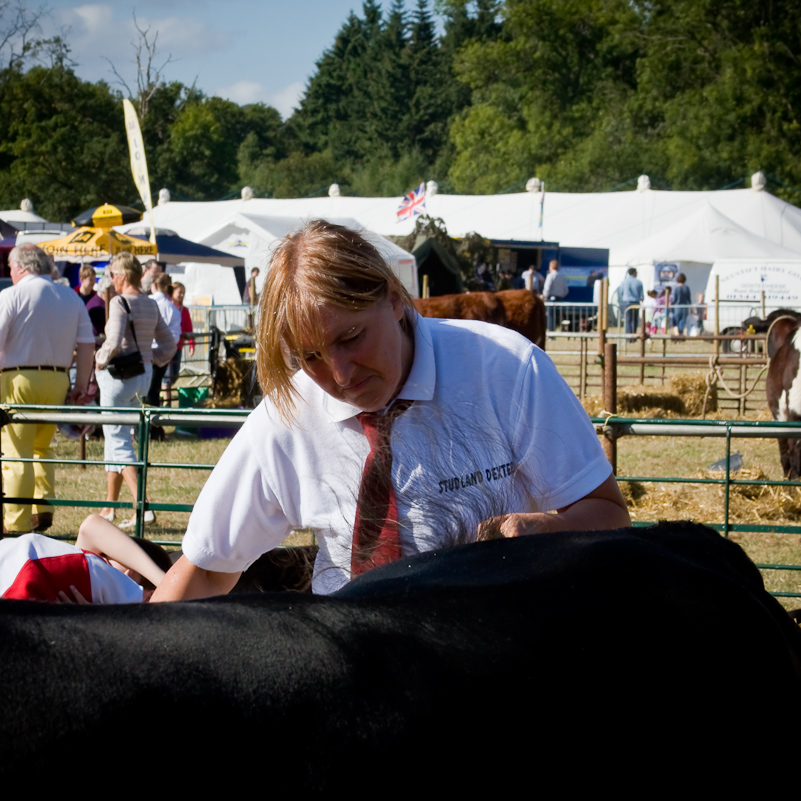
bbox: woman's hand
[57,585,91,604]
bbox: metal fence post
[135,408,149,538]
[603,342,618,473]
[0,408,7,527]
[723,423,732,538]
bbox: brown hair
[153,272,172,293]
[79,264,96,280]
[131,537,173,591]
[109,252,143,289]
[256,219,415,421]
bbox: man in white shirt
[0,244,94,533]
[542,260,568,332]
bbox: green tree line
[0,0,799,221]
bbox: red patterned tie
[351,400,412,577]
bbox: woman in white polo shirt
[153,221,629,600]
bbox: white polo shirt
[183,316,611,594]
[151,291,181,348]
[0,274,94,368]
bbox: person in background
[75,265,97,305]
[166,281,195,406]
[670,273,692,335]
[242,267,260,305]
[146,272,180,413]
[543,260,568,332]
[95,253,175,529]
[618,267,644,341]
[0,244,94,534]
[690,292,706,336]
[521,266,544,294]
[140,259,163,295]
[85,275,112,340]
[642,289,658,336]
[0,515,171,603]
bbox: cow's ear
[768,317,799,358]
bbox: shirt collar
[312,313,437,424]
[17,273,46,286]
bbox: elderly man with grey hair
[0,243,95,534]
[140,258,163,294]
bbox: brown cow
[766,315,801,478]
[415,289,545,349]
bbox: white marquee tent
[132,176,801,301]
[607,203,801,298]
[120,211,416,305]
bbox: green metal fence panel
[2,406,801,598]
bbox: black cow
[1,522,799,790]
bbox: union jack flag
[396,182,426,222]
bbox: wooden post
[579,336,587,401]
[603,342,617,473]
[598,277,608,356]
[422,274,429,299]
[761,289,766,319]
[715,275,720,358]
[739,363,746,416]
[639,309,646,384]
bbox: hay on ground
[620,465,801,524]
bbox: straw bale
[582,372,720,419]
[669,371,716,415]
[206,357,256,409]
[582,386,685,419]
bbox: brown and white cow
[415,289,546,349]
[767,315,801,477]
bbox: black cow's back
[1,522,799,791]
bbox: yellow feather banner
[123,99,156,245]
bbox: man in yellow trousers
[0,244,94,533]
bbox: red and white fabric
[0,533,143,604]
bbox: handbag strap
[117,295,141,354]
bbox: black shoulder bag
[107,296,146,380]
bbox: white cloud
[217,80,265,105]
[133,15,230,54]
[45,4,230,86]
[270,81,304,119]
[216,79,304,120]
[72,4,113,33]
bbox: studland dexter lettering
[486,461,514,482]
[437,462,516,494]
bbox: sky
[38,1,432,119]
